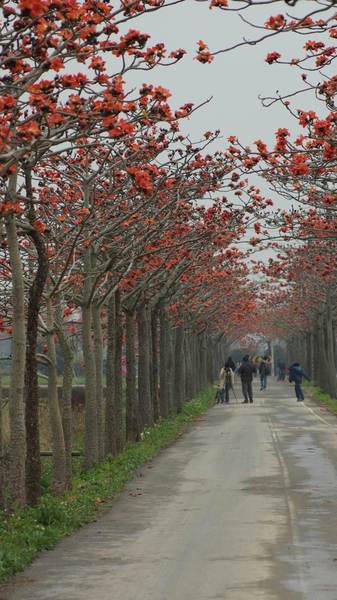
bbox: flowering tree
[2,0,337,511]
[0,0,197,505]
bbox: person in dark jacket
[277,360,286,381]
[238,354,256,403]
[259,356,270,391]
[288,362,309,401]
[225,356,236,372]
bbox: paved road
[2,380,337,600]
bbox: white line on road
[302,402,332,427]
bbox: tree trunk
[325,294,337,398]
[105,293,116,456]
[23,168,49,505]
[151,310,160,423]
[114,290,124,452]
[0,370,5,508]
[137,304,153,428]
[309,330,315,383]
[184,333,194,400]
[82,301,98,469]
[190,334,199,396]
[46,298,66,494]
[82,183,98,468]
[159,309,169,419]
[206,337,213,384]
[303,333,310,379]
[125,311,139,442]
[312,327,319,386]
[168,324,176,412]
[315,316,331,392]
[5,185,27,507]
[24,242,48,504]
[174,325,185,413]
[333,322,337,372]
[56,308,73,489]
[200,332,208,390]
[93,304,104,460]
[0,370,3,458]
[191,334,198,397]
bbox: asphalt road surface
[2,379,337,600]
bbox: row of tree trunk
[82,296,222,467]
[3,282,224,508]
[286,297,337,399]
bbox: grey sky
[126,1,320,148]
[115,1,330,266]
[114,0,330,226]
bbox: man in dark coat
[288,362,309,401]
[225,356,236,372]
[277,360,286,381]
[238,355,256,403]
[259,356,268,391]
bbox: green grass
[0,387,214,583]
[304,382,337,414]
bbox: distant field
[0,401,84,452]
[0,374,93,387]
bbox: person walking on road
[277,360,286,381]
[218,364,235,404]
[238,355,256,403]
[224,366,235,403]
[288,362,309,401]
[259,355,270,391]
[217,365,226,404]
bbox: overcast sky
[112,0,330,266]
[113,0,331,223]
[126,1,322,147]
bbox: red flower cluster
[304,40,325,52]
[127,166,154,194]
[209,0,228,8]
[195,40,213,64]
[265,52,281,64]
[265,14,286,30]
[290,154,309,176]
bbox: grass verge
[304,382,337,415]
[0,386,214,583]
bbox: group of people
[217,354,309,404]
[217,354,270,405]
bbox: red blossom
[169,48,186,61]
[209,0,228,8]
[19,0,47,17]
[265,14,286,30]
[304,40,325,52]
[195,40,213,64]
[265,52,281,64]
[18,120,41,139]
